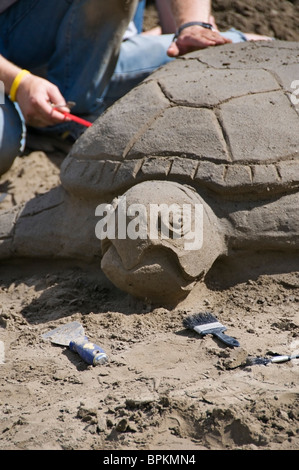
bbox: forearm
[170,0,211,27]
[155,0,176,33]
[0,54,68,127]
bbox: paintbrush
[246,353,299,366]
[183,312,240,348]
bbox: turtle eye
[164,206,196,239]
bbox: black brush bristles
[183,312,218,330]
[183,311,240,348]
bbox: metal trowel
[42,321,108,365]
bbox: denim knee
[0,100,25,176]
[220,28,247,43]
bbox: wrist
[9,69,31,102]
[173,21,214,41]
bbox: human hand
[15,74,70,127]
[167,24,232,57]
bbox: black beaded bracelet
[173,21,214,41]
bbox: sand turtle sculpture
[1,40,299,304]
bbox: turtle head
[99,181,224,305]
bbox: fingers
[16,74,70,127]
[167,41,180,57]
[47,87,71,121]
[31,91,69,126]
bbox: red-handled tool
[53,102,92,127]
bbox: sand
[145,0,299,42]
[0,0,298,452]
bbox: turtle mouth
[101,234,205,281]
[100,241,200,304]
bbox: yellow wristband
[9,69,31,102]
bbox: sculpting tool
[54,108,92,127]
[42,321,108,365]
[246,353,299,366]
[52,102,92,127]
[183,312,240,348]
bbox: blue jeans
[0,100,25,174]
[133,0,146,33]
[100,33,174,111]
[0,0,247,175]
[0,0,137,175]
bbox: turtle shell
[60,40,299,201]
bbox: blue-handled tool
[42,321,108,365]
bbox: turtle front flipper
[0,186,102,261]
[99,181,225,305]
